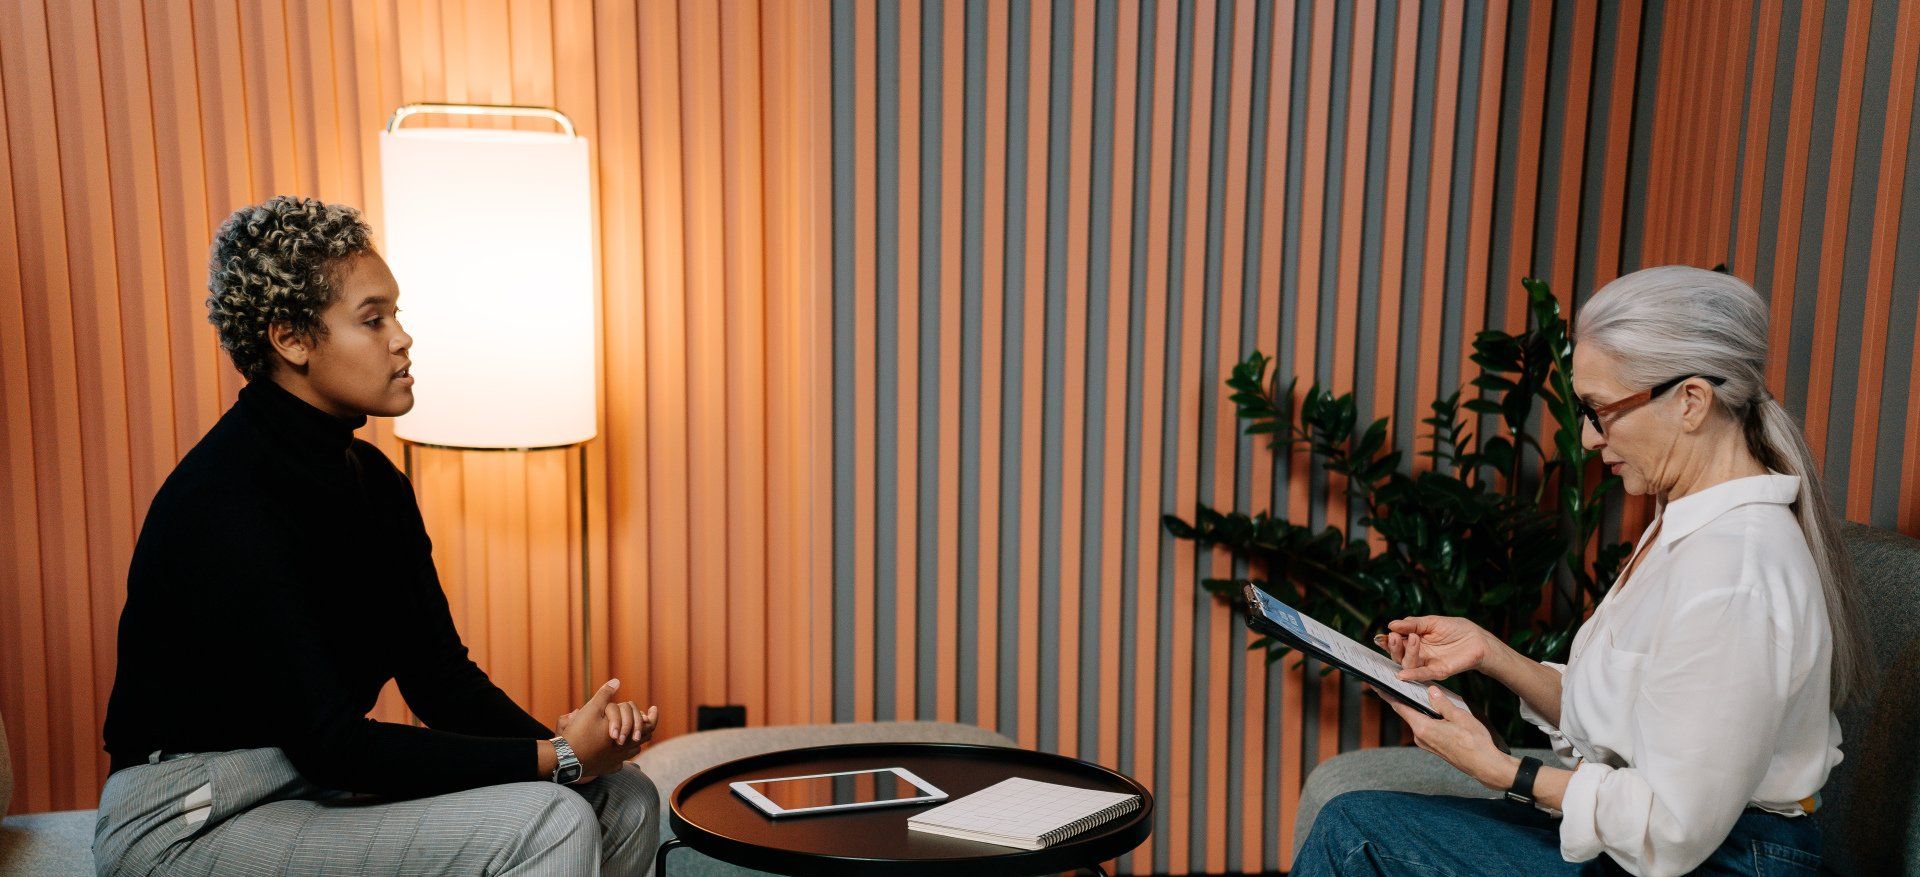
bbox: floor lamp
[380,103,597,704]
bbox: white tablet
[730,767,947,818]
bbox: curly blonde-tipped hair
[206,195,375,381]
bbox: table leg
[654,837,685,876]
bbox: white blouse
[1519,470,1842,877]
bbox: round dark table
[656,742,1154,876]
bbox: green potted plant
[1164,277,1632,741]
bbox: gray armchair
[0,710,94,876]
[1294,521,1920,875]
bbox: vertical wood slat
[1594,0,1642,289]
[440,0,471,126]
[1413,1,1466,482]
[679,0,731,722]
[1551,0,1600,307]
[5,0,96,807]
[1676,1,1719,262]
[1623,0,1691,546]
[1289,0,1330,532]
[526,452,569,727]
[1292,0,1341,771]
[1707,2,1750,264]
[1206,0,1257,869]
[552,0,600,720]
[1328,0,1372,525]
[1258,4,1301,869]
[975,0,1009,737]
[0,30,55,813]
[1167,0,1222,866]
[1204,1,1257,869]
[460,456,494,675]
[1734,1,1785,281]
[1014,0,1051,752]
[1055,0,1095,759]
[1642,2,1680,266]
[489,454,530,704]
[592,0,650,731]
[809,0,838,728]
[894,0,921,722]
[1371,0,1417,542]
[1328,0,1376,757]
[151,1,223,455]
[1096,0,1141,791]
[1458,0,1508,395]
[1361,0,1418,751]
[96,0,179,526]
[1766,0,1828,396]
[719,0,770,727]
[1802,0,1874,464]
[853,0,880,728]
[1674,3,1710,263]
[748,0,794,725]
[934,0,965,728]
[1866,0,1920,527]
[48,2,134,798]
[1127,1,1181,867]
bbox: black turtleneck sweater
[103,379,552,798]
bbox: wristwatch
[1505,755,1543,806]
[550,736,583,785]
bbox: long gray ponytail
[1575,266,1871,708]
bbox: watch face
[559,764,582,784]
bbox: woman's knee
[1310,791,1404,846]
[475,782,599,874]
[528,780,599,826]
[593,765,662,832]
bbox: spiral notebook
[906,777,1140,850]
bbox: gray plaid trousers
[92,748,660,876]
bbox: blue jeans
[1293,791,1822,876]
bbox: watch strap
[550,736,582,785]
[1505,755,1543,805]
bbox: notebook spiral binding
[1037,796,1141,847]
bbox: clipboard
[1240,584,1471,720]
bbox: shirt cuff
[1517,661,1577,761]
[1558,760,1612,863]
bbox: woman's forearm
[536,738,558,780]
[1483,639,1564,727]
[1530,764,1571,811]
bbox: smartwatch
[1505,755,1543,806]
[550,736,583,785]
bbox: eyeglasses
[1576,374,1727,437]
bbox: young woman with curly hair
[94,195,661,876]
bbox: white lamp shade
[381,128,596,448]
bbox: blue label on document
[1251,589,1331,652]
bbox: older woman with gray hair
[1293,266,1866,876]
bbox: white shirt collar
[1652,469,1801,548]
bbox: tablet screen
[741,770,929,810]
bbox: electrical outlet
[696,705,747,731]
